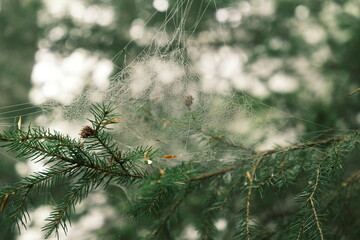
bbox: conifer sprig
[0,103,149,238]
[42,169,106,238]
[0,103,359,239]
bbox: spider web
[36,0,350,169]
[1,0,350,169]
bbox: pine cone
[79,125,95,138]
[183,95,194,107]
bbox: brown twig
[308,164,324,240]
[342,169,360,187]
[349,88,360,96]
[148,189,165,214]
[148,197,184,238]
[262,135,346,155]
[93,133,128,173]
[221,177,243,210]
[190,135,346,181]
[245,155,264,240]
[296,216,306,240]
[189,164,240,181]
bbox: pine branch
[0,103,152,238]
[244,156,264,240]
[0,101,358,239]
[307,164,324,240]
[9,186,32,233]
[0,131,144,179]
[0,166,77,200]
[219,175,244,210]
[290,153,336,240]
[146,192,187,239]
[42,170,104,238]
[196,181,222,240]
[93,132,127,171]
[0,165,78,233]
[130,165,190,219]
[190,135,347,181]
[190,164,239,181]
[296,216,306,240]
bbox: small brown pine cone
[183,95,194,107]
[80,125,95,138]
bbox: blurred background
[1,0,360,239]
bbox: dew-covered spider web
[0,0,352,169]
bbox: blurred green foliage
[0,1,41,238]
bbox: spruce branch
[291,153,337,240]
[0,129,144,179]
[80,103,138,174]
[195,181,222,240]
[130,164,190,219]
[307,164,324,240]
[0,101,358,239]
[0,103,149,238]
[190,135,347,182]
[149,189,165,215]
[146,185,191,239]
[10,186,32,233]
[0,165,79,233]
[245,181,253,239]
[147,197,184,239]
[42,170,105,238]
[244,155,265,240]
[190,164,239,181]
[296,216,306,240]
[0,166,77,200]
[220,175,244,210]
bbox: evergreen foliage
[0,102,359,239]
